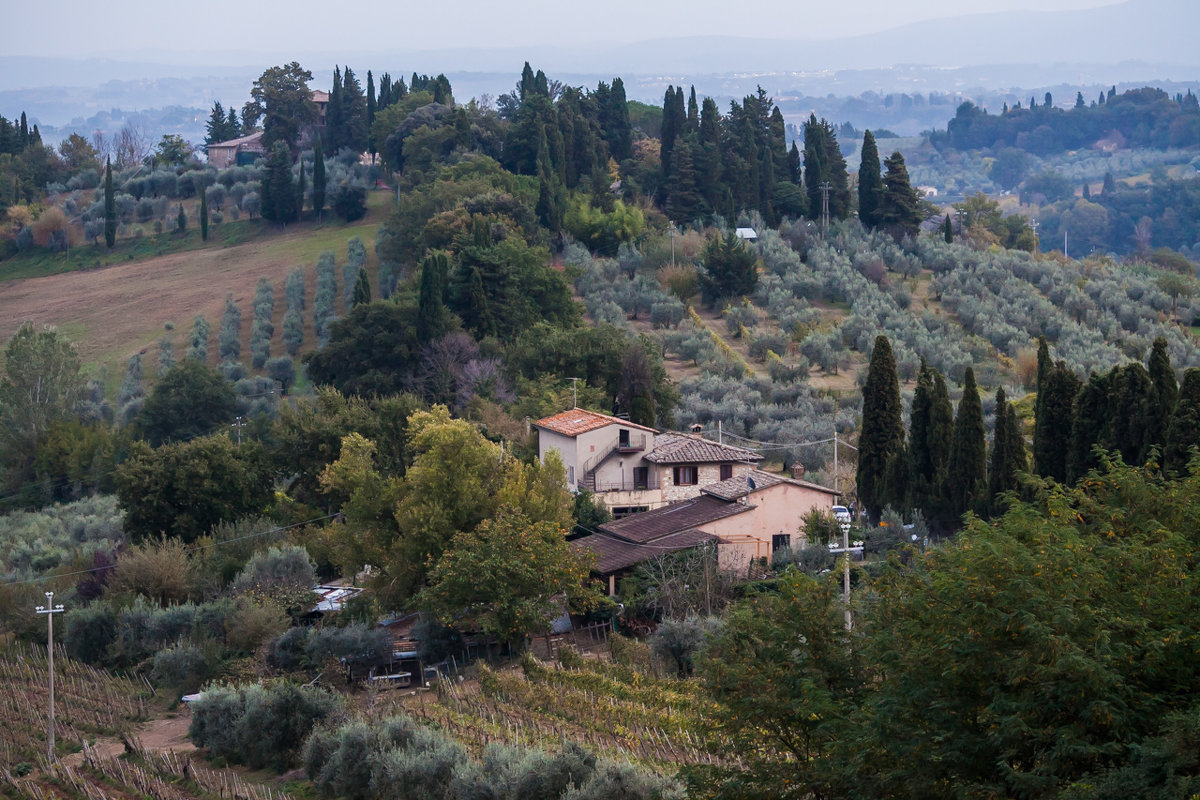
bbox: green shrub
[63,601,119,664]
[150,642,210,692]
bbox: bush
[63,601,119,664]
[331,182,367,222]
[649,616,722,677]
[191,681,342,770]
[232,545,315,594]
[266,356,296,392]
[150,642,210,692]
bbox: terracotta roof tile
[573,529,716,574]
[701,468,840,501]
[533,408,656,437]
[599,495,752,543]
[643,432,763,465]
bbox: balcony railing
[594,474,660,493]
[617,433,647,452]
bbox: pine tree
[104,157,116,249]
[200,184,209,241]
[857,130,883,228]
[946,367,986,521]
[857,335,905,523]
[312,135,326,220]
[1147,336,1178,455]
[205,101,227,151]
[878,151,922,241]
[1165,368,1200,476]
[226,107,240,138]
[351,266,371,307]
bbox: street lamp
[35,591,65,760]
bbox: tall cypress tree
[1165,368,1200,476]
[1147,336,1178,455]
[104,157,116,248]
[943,214,953,243]
[857,130,883,228]
[1033,337,1052,474]
[878,151,922,241]
[1068,371,1112,483]
[366,70,377,163]
[907,361,934,511]
[200,183,209,241]
[312,135,326,220]
[1007,402,1027,478]
[351,267,371,307]
[946,367,986,521]
[987,387,1017,515]
[1037,362,1082,483]
[261,141,296,225]
[1105,363,1152,465]
[417,251,451,343]
[326,66,344,152]
[857,335,905,523]
[295,160,306,219]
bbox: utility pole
[832,436,839,494]
[670,226,676,267]
[36,592,65,760]
[819,181,832,233]
[569,377,580,409]
[827,534,863,631]
[232,415,245,445]
[1030,218,1040,254]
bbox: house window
[720,464,733,481]
[673,466,698,486]
[619,429,630,448]
[772,534,791,552]
[633,466,649,490]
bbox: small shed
[735,227,758,241]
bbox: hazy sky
[11,0,1122,60]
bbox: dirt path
[61,713,195,769]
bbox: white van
[832,505,852,525]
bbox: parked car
[832,505,852,525]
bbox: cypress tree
[104,157,116,248]
[417,251,451,342]
[1147,336,1178,454]
[857,335,905,523]
[946,367,986,521]
[878,151,922,241]
[366,70,377,163]
[857,130,883,228]
[261,141,296,225]
[987,387,1019,515]
[907,361,934,510]
[607,78,633,162]
[1105,363,1152,465]
[1165,368,1200,476]
[200,184,209,241]
[327,66,344,153]
[312,135,326,220]
[351,266,371,307]
[1037,362,1082,483]
[176,203,186,232]
[943,214,953,243]
[296,160,306,219]
[1033,337,1052,473]
[1068,371,1112,482]
[1007,402,1027,478]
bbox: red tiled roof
[573,528,716,574]
[533,408,656,437]
[701,468,840,501]
[643,432,763,465]
[599,494,752,543]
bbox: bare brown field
[0,202,385,384]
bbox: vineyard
[0,644,294,800]
[386,643,726,774]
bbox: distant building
[206,131,265,169]
[735,227,758,240]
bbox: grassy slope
[0,193,390,389]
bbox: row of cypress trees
[858,333,1200,531]
[857,335,1022,529]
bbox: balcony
[617,432,647,453]
[594,471,659,493]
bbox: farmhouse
[572,467,841,593]
[205,131,265,169]
[532,408,762,514]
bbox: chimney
[791,462,805,480]
[689,423,703,434]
